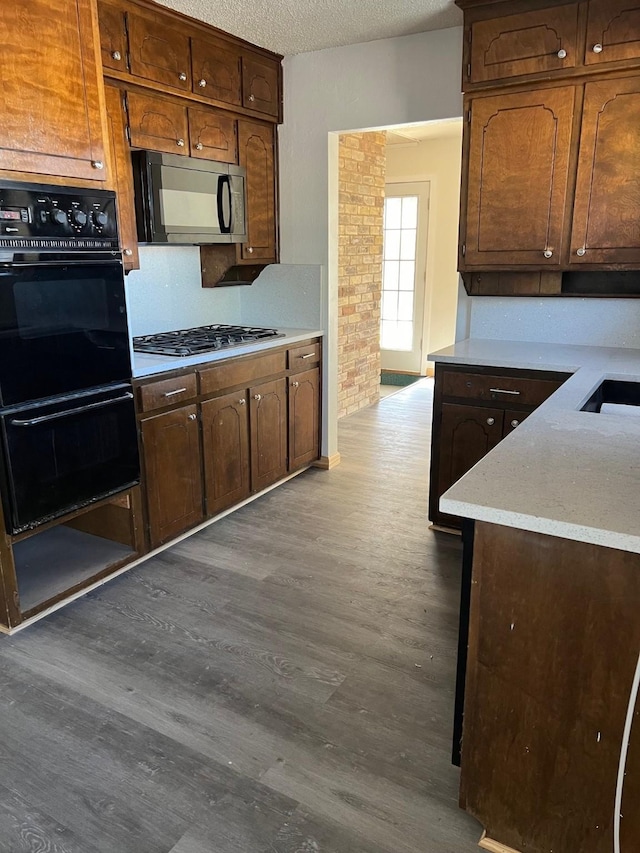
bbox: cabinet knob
[123,248,133,256]
[188,413,197,421]
[195,142,203,150]
[543,249,553,258]
[291,381,299,388]
[248,94,256,102]
[511,419,520,428]
[487,417,495,426]
[198,78,207,88]
[254,394,262,401]
[111,50,122,61]
[576,247,586,257]
[176,138,185,147]
[91,160,104,170]
[592,43,603,54]
[238,398,246,405]
[557,48,567,59]
[247,246,254,254]
[179,72,188,81]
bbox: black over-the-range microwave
[132,151,247,245]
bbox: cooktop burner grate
[133,324,285,356]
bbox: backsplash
[125,247,324,337]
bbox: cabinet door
[468,5,578,84]
[127,11,191,92]
[201,391,250,516]
[0,0,108,182]
[242,56,280,117]
[191,38,242,107]
[237,120,277,262]
[141,405,203,548]
[502,409,529,437]
[188,109,237,163]
[435,404,503,525]
[585,0,640,66]
[250,378,287,493]
[463,87,575,267]
[104,86,139,270]
[98,0,128,73]
[289,368,320,471]
[127,90,189,156]
[570,77,640,266]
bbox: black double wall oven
[0,182,139,534]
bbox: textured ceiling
[155,0,462,55]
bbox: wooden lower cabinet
[289,368,320,471]
[201,390,250,516]
[250,378,287,492]
[141,404,203,547]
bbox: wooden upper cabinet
[98,0,128,72]
[463,87,575,267]
[127,90,189,156]
[585,0,640,66]
[127,11,191,92]
[570,76,640,265]
[104,85,139,270]
[191,37,242,107]
[468,4,579,84]
[0,0,108,182]
[188,109,237,163]
[238,120,276,262]
[242,56,281,117]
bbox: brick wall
[338,131,386,419]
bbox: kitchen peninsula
[431,338,640,853]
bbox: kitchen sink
[582,379,640,413]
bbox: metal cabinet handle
[188,413,197,421]
[248,94,256,102]
[543,249,553,258]
[176,138,185,147]
[592,43,603,54]
[489,388,521,396]
[111,50,122,61]
[195,142,203,150]
[123,248,133,256]
[247,247,254,254]
[238,398,246,405]
[511,419,520,428]
[576,247,586,257]
[254,394,261,401]
[163,387,187,397]
[91,160,104,170]
[557,49,567,59]
[179,72,188,81]
[291,381,299,388]
[301,352,315,359]
[198,78,207,87]
[486,417,495,426]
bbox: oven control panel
[0,182,119,251]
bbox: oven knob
[71,209,88,227]
[93,210,109,228]
[51,208,67,225]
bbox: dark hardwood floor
[0,379,482,852]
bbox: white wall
[385,130,462,370]
[279,27,464,457]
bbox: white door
[380,182,430,374]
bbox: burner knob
[50,208,67,225]
[93,210,109,228]
[71,209,88,227]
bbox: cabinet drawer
[442,371,564,408]
[138,373,197,413]
[199,350,286,396]
[469,4,578,84]
[288,342,320,372]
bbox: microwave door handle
[217,175,232,234]
[10,392,134,427]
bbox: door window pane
[381,194,419,353]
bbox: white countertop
[131,328,323,378]
[429,339,640,554]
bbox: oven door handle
[10,392,134,427]
[0,259,122,269]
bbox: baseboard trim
[313,453,341,470]
[479,832,522,853]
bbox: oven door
[0,259,131,406]
[0,384,139,534]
